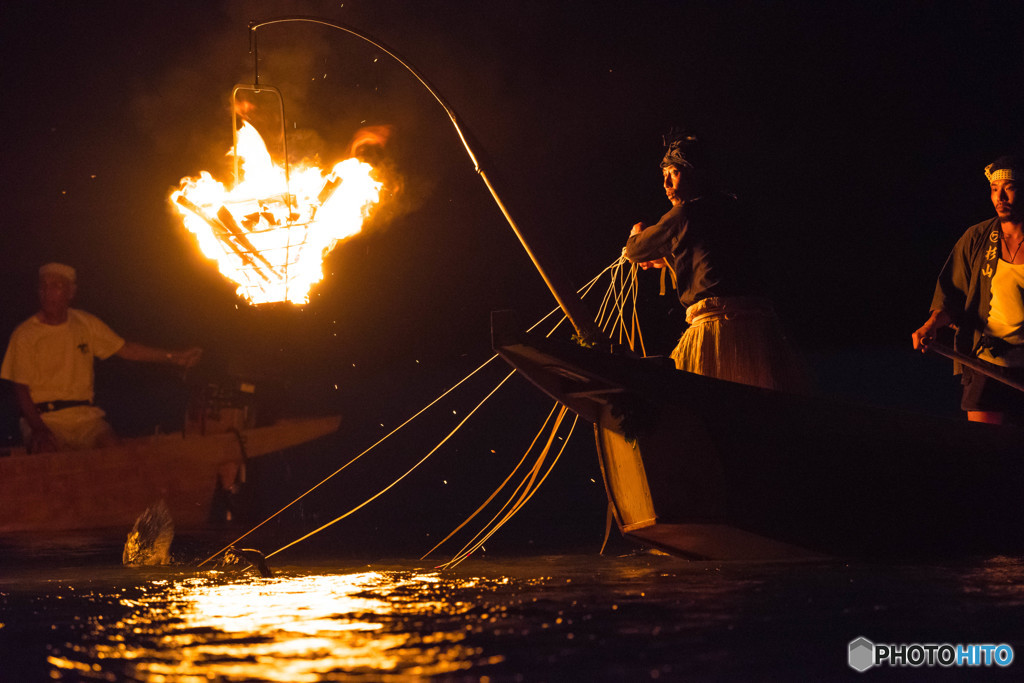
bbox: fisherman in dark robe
[623,130,802,391]
[913,155,1024,424]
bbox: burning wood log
[317,174,342,205]
[216,206,282,276]
[309,175,344,223]
[242,210,278,230]
[173,195,274,283]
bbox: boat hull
[492,313,1024,560]
[0,416,340,534]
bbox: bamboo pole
[928,342,1024,394]
[247,17,606,346]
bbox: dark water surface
[2,537,1024,682]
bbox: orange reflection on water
[84,570,489,681]
[960,556,1024,603]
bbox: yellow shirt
[980,260,1024,366]
[0,309,125,402]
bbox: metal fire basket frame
[230,84,290,193]
[228,83,297,299]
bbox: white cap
[39,263,76,282]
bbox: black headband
[661,131,701,169]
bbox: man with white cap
[0,263,203,452]
[913,155,1024,424]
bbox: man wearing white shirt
[1,263,203,451]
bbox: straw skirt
[670,296,803,391]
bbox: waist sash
[685,296,774,326]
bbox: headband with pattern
[985,163,1019,182]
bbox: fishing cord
[437,407,569,567]
[599,502,615,556]
[600,257,632,335]
[618,260,645,353]
[422,404,567,562]
[614,261,637,347]
[630,263,648,356]
[266,369,517,559]
[418,266,637,562]
[594,256,638,346]
[610,258,632,346]
[439,410,580,569]
[199,257,624,566]
[427,259,640,565]
[421,260,647,566]
[593,257,626,332]
[197,352,504,566]
[597,256,646,354]
[419,402,562,560]
[264,264,612,560]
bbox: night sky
[2,1,1024,448]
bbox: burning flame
[171,122,383,304]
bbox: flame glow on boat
[171,122,383,305]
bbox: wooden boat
[491,311,1024,560]
[0,415,340,534]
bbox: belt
[978,334,1024,358]
[35,399,93,414]
[976,334,1024,368]
[685,296,774,325]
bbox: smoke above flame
[171,122,383,305]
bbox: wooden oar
[927,342,1024,394]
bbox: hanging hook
[247,20,260,87]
